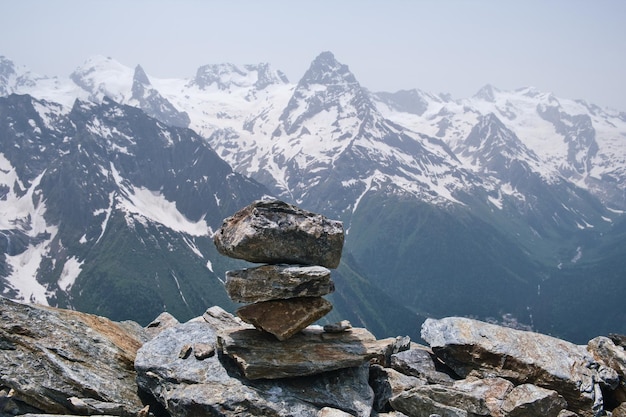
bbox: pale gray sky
[2,0,625,110]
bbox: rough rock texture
[421,317,618,417]
[501,384,567,417]
[217,326,400,380]
[588,336,626,405]
[213,199,344,268]
[135,320,375,417]
[5,297,626,417]
[236,296,333,340]
[391,345,459,385]
[369,364,426,412]
[0,296,145,416]
[144,311,179,340]
[225,264,334,303]
[201,305,253,331]
[390,376,514,417]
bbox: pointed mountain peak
[473,84,500,102]
[300,51,357,86]
[277,52,376,135]
[133,64,151,86]
[461,112,539,170]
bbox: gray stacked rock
[213,198,344,341]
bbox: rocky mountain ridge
[1,52,625,342]
[2,296,625,417]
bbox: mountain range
[1,51,624,343]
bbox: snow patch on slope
[0,164,57,304]
[111,164,210,236]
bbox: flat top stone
[214,199,344,268]
[225,264,334,303]
[218,326,387,380]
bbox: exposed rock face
[0,296,145,416]
[218,326,399,380]
[390,376,514,417]
[213,199,344,268]
[4,298,626,417]
[501,384,567,417]
[225,264,334,303]
[236,296,333,341]
[588,336,626,405]
[135,315,375,416]
[421,317,619,417]
[390,346,459,385]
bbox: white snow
[170,270,189,308]
[58,256,83,292]
[0,165,57,305]
[111,164,210,236]
[94,192,115,244]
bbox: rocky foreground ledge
[1,296,626,417]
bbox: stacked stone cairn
[212,199,406,380]
[213,198,344,341]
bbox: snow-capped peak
[70,55,135,102]
[298,51,357,87]
[473,84,500,102]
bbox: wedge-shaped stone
[421,317,618,417]
[217,326,399,380]
[226,265,334,303]
[214,199,344,268]
[236,297,332,341]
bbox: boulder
[213,199,344,268]
[390,376,513,417]
[135,321,374,417]
[587,336,626,381]
[225,264,334,303]
[501,384,567,417]
[236,296,333,340]
[389,388,469,417]
[217,326,399,380]
[421,317,617,417]
[369,364,426,412]
[390,346,459,385]
[0,296,145,416]
[587,336,626,405]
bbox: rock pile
[3,296,626,417]
[211,199,407,382]
[213,199,344,341]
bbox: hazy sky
[2,0,625,110]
